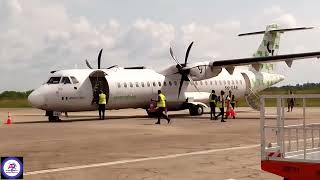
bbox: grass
[0,99,32,108]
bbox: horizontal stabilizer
[238,27,314,36]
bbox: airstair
[245,88,260,111]
[260,94,320,180]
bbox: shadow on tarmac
[13,113,200,124]
[13,109,298,124]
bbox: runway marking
[24,144,259,176]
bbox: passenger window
[219,80,222,85]
[158,82,161,86]
[200,81,203,85]
[153,82,156,87]
[231,80,234,85]
[141,82,145,87]
[163,81,167,86]
[169,81,172,86]
[124,82,128,88]
[130,82,133,88]
[215,81,217,85]
[135,82,139,87]
[47,77,61,84]
[223,80,226,85]
[147,82,150,87]
[236,80,238,84]
[195,81,198,85]
[117,83,121,88]
[174,81,177,86]
[227,80,230,85]
[240,80,243,84]
[210,81,213,85]
[61,77,71,84]
[70,76,79,84]
[205,81,208,85]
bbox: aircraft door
[241,73,251,95]
[89,70,109,108]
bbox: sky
[1,0,320,92]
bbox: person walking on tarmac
[98,90,107,120]
[154,90,171,124]
[231,94,236,109]
[287,90,295,112]
[209,90,217,120]
[215,90,226,122]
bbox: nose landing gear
[46,111,61,122]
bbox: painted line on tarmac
[24,144,259,176]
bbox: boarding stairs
[245,88,260,111]
[260,94,320,180]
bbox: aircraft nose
[28,90,45,108]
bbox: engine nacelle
[188,62,222,81]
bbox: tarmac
[0,107,318,180]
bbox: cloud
[0,1,319,92]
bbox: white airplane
[28,24,320,122]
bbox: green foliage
[0,99,31,108]
[0,90,33,100]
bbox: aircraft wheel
[48,115,61,122]
[189,105,203,116]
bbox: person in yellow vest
[155,90,170,124]
[215,90,226,122]
[98,90,107,120]
[209,90,217,120]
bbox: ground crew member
[231,94,236,109]
[155,90,171,124]
[209,90,217,120]
[98,90,107,120]
[215,90,226,122]
[287,90,295,112]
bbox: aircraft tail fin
[239,24,313,72]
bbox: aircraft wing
[209,51,320,67]
[163,50,320,82]
[170,51,320,80]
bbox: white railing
[260,94,320,162]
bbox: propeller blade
[85,59,93,69]
[187,74,200,92]
[98,49,103,69]
[170,47,182,67]
[107,65,118,69]
[177,76,184,98]
[184,41,194,66]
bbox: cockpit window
[61,77,71,84]
[47,77,61,84]
[70,76,79,84]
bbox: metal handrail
[260,94,320,162]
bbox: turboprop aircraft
[28,24,320,122]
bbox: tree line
[0,90,33,100]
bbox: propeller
[85,49,118,69]
[97,49,102,69]
[169,42,199,97]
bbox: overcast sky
[1,0,320,92]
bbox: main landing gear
[189,105,203,116]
